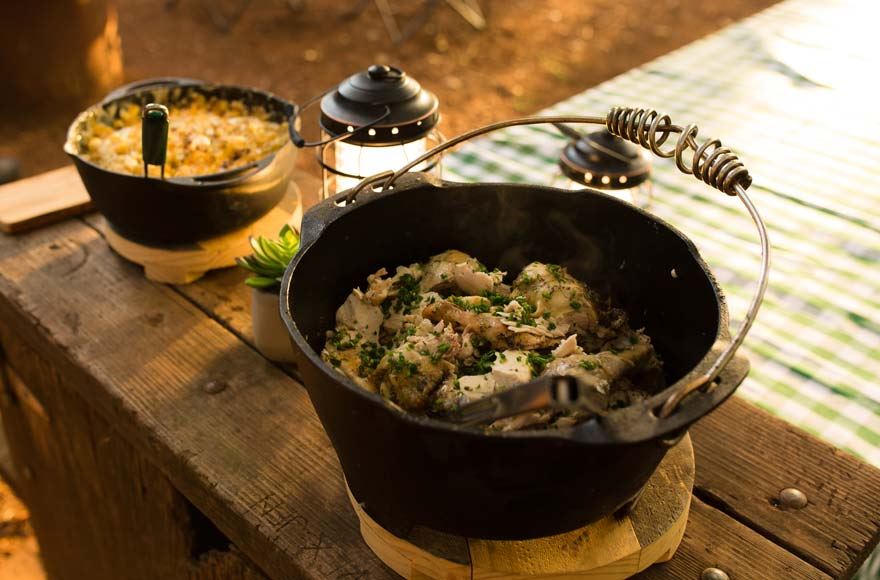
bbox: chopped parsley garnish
[462,350,497,376]
[388,352,420,376]
[569,300,582,311]
[526,352,554,376]
[430,342,451,363]
[481,290,510,307]
[517,273,535,286]
[329,330,361,351]
[579,359,598,371]
[357,342,386,377]
[328,356,341,367]
[449,295,490,314]
[393,273,422,314]
[508,296,537,326]
[547,264,566,281]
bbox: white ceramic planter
[251,287,297,363]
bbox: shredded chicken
[322,250,664,430]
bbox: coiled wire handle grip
[346,108,770,419]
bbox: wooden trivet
[103,181,302,284]
[348,434,693,580]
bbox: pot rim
[281,176,744,445]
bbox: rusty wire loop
[605,107,753,195]
[344,108,769,419]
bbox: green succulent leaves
[235,224,300,289]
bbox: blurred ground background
[1,0,776,180]
[0,0,777,577]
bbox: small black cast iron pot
[64,78,297,245]
[280,173,750,540]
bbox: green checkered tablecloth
[444,0,880,468]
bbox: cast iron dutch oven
[64,78,298,244]
[280,109,769,540]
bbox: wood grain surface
[0,219,395,580]
[0,351,267,580]
[691,401,880,578]
[0,168,877,578]
[0,167,92,234]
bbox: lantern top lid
[320,64,439,144]
[559,129,651,190]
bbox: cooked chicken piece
[512,263,599,336]
[423,299,561,350]
[420,250,505,294]
[433,349,533,411]
[552,334,582,358]
[321,332,378,392]
[336,289,383,343]
[374,321,460,411]
[381,291,442,340]
[363,264,424,305]
[545,342,655,396]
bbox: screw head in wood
[778,487,808,509]
[701,568,730,580]
[202,380,228,395]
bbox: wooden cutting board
[0,166,93,234]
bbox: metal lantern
[552,124,653,208]
[291,64,443,198]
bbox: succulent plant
[236,224,300,289]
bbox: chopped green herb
[481,290,510,307]
[526,352,554,376]
[330,330,361,351]
[449,295,490,314]
[328,356,341,367]
[569,300,582,311]
[393,273,422,314]
[462,351,497,376]
[579,359,598,371]
[546,264,566,281]
[388,352,420,376]
[548,322,557,330]
[357,342,386,376]
[430,342,452,363]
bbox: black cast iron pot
[64,78,298,245]
[280,112,766,540]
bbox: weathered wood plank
[0,350,267,580]
[170,221,880,578]
[691,398,880,578]
[635,497,830,580]
[0,219,394,580]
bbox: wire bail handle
[346,108,770,418]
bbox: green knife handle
[142,103,169,175]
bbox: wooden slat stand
[102,182,303,284]
[349,435,694,580]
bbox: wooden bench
[0,166,878,579]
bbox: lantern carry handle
[347,108,769,419]
[285,90,392,149]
